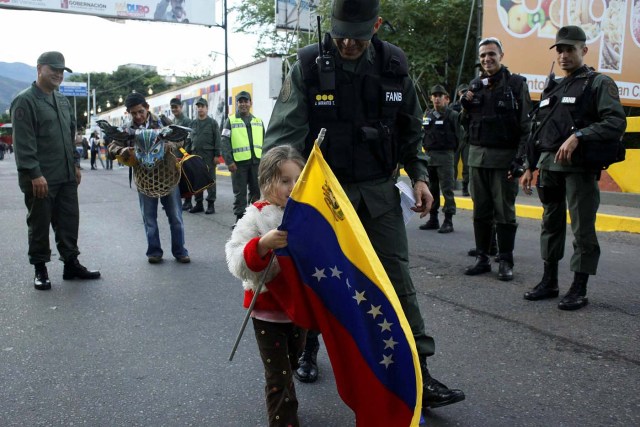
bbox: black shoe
[524,263,559,300]
[205,203,215,215]
[189,202,204,213]
[423,376,466,409]
[462,182,470,197]
[419,217,439,230]
[34,266,52,290]
[558,273,589,310]
[437,219,453,234]
[62,259,101,280]
[465,256,491,275]
[182,200,193,211]
[294,353,319,383]
[497,260,514,281]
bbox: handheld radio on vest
[316,15,335,91]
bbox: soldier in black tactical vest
[419,84,459,233]
[520,26,626,310]
[461,37,532,282]
[264,0,465,412]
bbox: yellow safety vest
[229,115,263,161]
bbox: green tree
[233,0,479,110]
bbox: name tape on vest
[385,91,402,102]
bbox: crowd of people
[10,0,627,424]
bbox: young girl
[225,145,306,427]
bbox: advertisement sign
[0,0,217,26]
[484,0,640,106]
[276,0,317,32]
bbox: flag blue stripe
[278,200,417,408]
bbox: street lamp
[98,106,102,113]
[148,87,153,95]
[106,100,111,108]
[118,95,123,104]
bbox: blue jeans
[138,187,188,258]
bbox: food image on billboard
[485,0,640,106]
[633,0,640,47]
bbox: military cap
[37,51,72,73]
[169,98,182,106]
[430,84,449,96]
[331,0,380,40]
[550,25,587,49]
[456,83,469,93]
[235,91,251,102]
[195,97,208,107]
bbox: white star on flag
[379,354,394,368]
[367,304,383,319]
[312,267,326,282]
[330,266,342,278]
[353,290,367,305]
[378,318,393,332]
[383,337,398,350]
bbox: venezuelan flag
[271,143,422,427]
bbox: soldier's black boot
[524,262,559,300]
[294,330,319,383]
[205,202,215,215]
[34,263,52,291]
[182,199,192,211]
[558,272,589,310]
[421,359,465,409]
[497,253,514,281]
[468,225,498,257]
[419,213,439,230]
[438,213,454,234]
[465,254,491,275]
[496,223,517,280]
[63,258,101,280]
[189,201,204,213]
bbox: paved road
[1,157,639,426]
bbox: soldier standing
[520,26,626,310]
[189,97,220,215]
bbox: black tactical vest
[465,67,525,149]
[535,66,597,152]
[298,36,408,183]
[423,109,457,151]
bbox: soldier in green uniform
[11,51,100,290]
[451,84,470,196]
[188,97,221,215]
[461,37,532,282]
[264,0,465,410]
[220,91,262,227]
[520,26,626,310]
[170,97,196,212]
[419,84,459,233]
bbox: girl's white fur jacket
[225,202,283,294]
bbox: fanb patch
[279,75,292,103]
[607,80,620,100]
[14,107,25,121]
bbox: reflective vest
[229,115,263,161]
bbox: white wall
[96,56,283,130]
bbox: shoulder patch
[279,74,292,103]
[607,80,620,100]
[14,107,25,121]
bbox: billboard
[276,0,317,32]
[0,0,217,26]
[484,0,640,106]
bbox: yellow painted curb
[450,195,640,234]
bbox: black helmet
[330,0,380,40]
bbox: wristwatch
[574,130,584,140]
